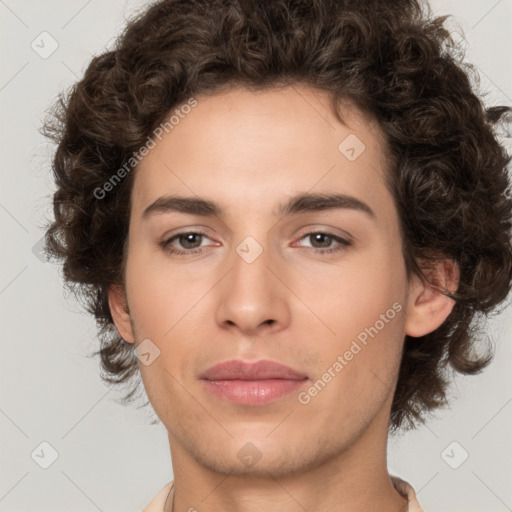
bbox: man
[42,0,512,510]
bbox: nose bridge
[230,232,275,298]
[215,231,290,332]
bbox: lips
[200,359,308,406]
[200,359,308,381]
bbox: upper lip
[199,359,308,381]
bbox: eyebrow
[142,192,376,220]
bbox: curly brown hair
[41,0,512,431]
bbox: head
[43,0,512,476]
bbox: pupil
[182,233,200,248]
[179,234,332,250]
[313,233,330,247]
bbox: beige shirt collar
[143,476,424,512]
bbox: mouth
[199,359,309,406]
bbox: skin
[108,84,458,512]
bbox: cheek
[124,250,208,340]
[298,305,405,428]
[300,251,406,345]
[124,250,211,380]
[296,245,407,392]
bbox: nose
[215,238,291,336]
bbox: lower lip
[201,378,307,405]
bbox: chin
[184,430,338,479]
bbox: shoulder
[391,476,424,512]
[143,481,174,512]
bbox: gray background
[1,0,511,510]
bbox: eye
[159,230,352,257]
[160,231,213,255]
[295,231,352,255]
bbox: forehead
[131,84,392,222]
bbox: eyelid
[161,225,353,244]
[161,226,354,257]
[291,231,352,254]
[293,224,355,243]
[160,229,217,254]
[161,226,215,242]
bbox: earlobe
[404,259,459,338]
[107,284,135,343]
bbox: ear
[404,259,459,338]
[107,284,135,343]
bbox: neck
[164,409,407,512]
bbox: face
[110,84,421,477]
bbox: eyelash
[160,230,352,256]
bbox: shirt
[143,476,423,511]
